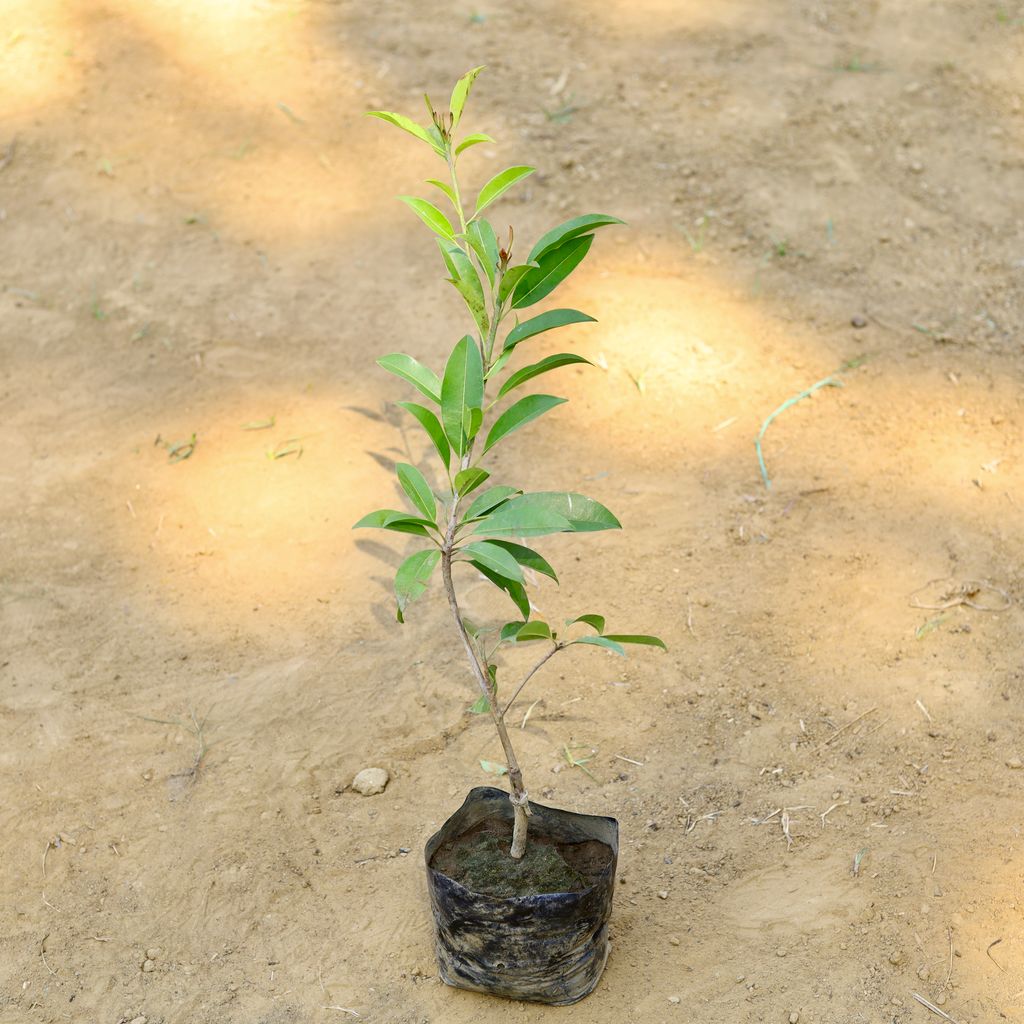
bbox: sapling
[356,67,665,861]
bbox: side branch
[501,643,563,717]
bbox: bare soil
[3,2,1024,1023]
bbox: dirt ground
[3,1,1024,1021]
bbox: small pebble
[776,948,787,958]
[669,936,681,946]
[668,995,681,1005]
[352,767,390,795]
[658,890,669,900]
[936,993,947,1005]
[790,1013,800,1024]
[851,315,868,329]
[888,950,905,966]
[146,947,161,960]
[1006,757,1023,770]
[987,730,997,742]
[142,960,155,973]
[917,965,930,980]
[128,1017,147,1024]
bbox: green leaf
[473,562,531,618]
[496,263,539,305]
[467,406,483,440]
[377,354,442,405]
[473,492,620,537]
[353,509,437,537]
[488,540,557,581]
[456,132,495,156]
[488,350,513,378]
[464,220,499,288]
[455,467,490,496]
[604,634,668,650]
[396,463,436,521]
[528,214,626,262]
[398,196,456,241]
[366,110,445,156]
[425,124,446,152]
[463,485,521,522]
[572,634,625,656]
[516,620,552,642]
[498,353,591,397]
[479,759,508,776]
[460,541,524,582]
[441,336,484,456]
[569,613,605,633]
[500,621,526,641]
[513,234,594,309]
[394,549,441,622]
[504,309,597,352]
[450,65,486,130]
[446,248,489,339]
[475,166,535,216]
[397,402,450,469]
[483,394,567,454]
[426,178,458,206]
[436,238,460,280]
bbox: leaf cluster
[357,68,664,708]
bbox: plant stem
[446,152,468,237]
[441,506,531,858]
[501,643,562,716]
[442,138,528,856]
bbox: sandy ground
[3,1,1024,1022]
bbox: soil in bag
[430,816,613,898]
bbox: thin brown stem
[441,505,531,858]
[501,643,563,717]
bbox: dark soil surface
[431,816,612,898]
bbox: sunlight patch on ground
[109,389,411,634]
[0,0,85,117]
[89,0,315,111]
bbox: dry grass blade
[909,577,1011,612]
[819,800,849,827]
[911,992,962,1024]
[986,937,1005,971]
[614,754,644,766]
[139,706,211,789]
[811,707,878,754]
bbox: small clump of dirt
[430,817,612,898]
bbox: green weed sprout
[355,67,665,858]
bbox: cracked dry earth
[3,1,1024,1022]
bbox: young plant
[356,67,665,859]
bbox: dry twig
[912,991,961,1024]
[819,800,849,827]
[812,707,878,754]
[986,938,1005,972]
